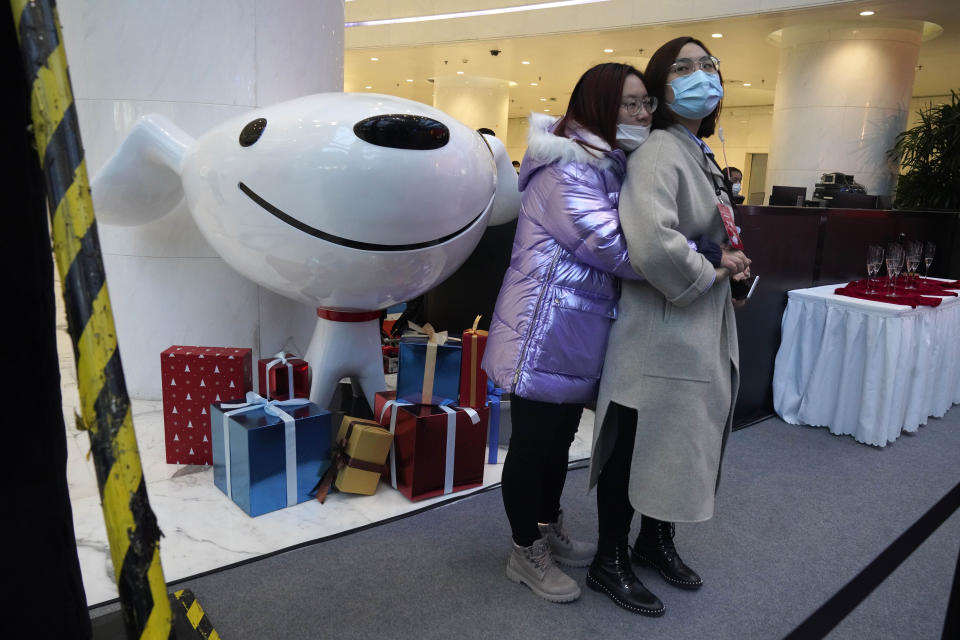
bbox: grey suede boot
[538,509,597,567]
[506,537,581,603]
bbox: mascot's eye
[239,118,267,147]
[353,114,449,150]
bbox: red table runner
[835,279,945,308]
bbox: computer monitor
[828,191,879,209]
[769,185,808,206]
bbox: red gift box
[161,346,252,465]
[374,391,488,501]
[257,352,310,401]
[459,315,488,408]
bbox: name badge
[717,202,743,250]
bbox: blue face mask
[668,70,723,120]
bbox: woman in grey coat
[585,37,751,616]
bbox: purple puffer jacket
[482,113,641,404]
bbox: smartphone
[732,275,759,300]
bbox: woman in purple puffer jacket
[481,62,657,604]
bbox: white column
[58,1,344,398]
[434,75,510,143]
[765,21,924,199]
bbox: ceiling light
[544,109,551,112]
[370,57,379,61]
[743,82,752,87]
[365,86,372,89]
[603,48,614,53]
[859,10,875,16]
[406,79,414,82]
[530,82,538,86]
[540,97,547,101]
[521,61,531,65]
[346,0,612,27]
[508,81,518,86]
[711,33,723,38]
[456,71,465,75]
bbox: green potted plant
[889,90,960,210]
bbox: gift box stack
[161,346,253,465]
[373,319,501,501]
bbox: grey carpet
[103,412,960,639]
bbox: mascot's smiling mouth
[238,182,487,251]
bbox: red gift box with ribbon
[258,352,311,401]
[374,391,488,502]
[161,345,252,465]
[458,315,489,408]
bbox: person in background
[586,36,751,616]
[511,159,521,173]
[723,166,745,204]
[482,62,655,604]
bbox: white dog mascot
[93,93,520,409]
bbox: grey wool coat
[587,124,740,523]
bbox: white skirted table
[773,281,960,446]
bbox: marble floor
[57,276,595,607]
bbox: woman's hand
[720,244,751,276]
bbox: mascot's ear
[481,133,521,226]
[91,114,193,226]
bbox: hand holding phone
[731,275,759,301]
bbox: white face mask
[615,123,650,152]
[732,182,742,194]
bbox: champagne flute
[866,244,884,294]
[885,243,904,297]
[924,241,936,277]
[904,241,922,290]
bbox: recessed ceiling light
[544,109,551,112]
[406,79,414,82]
[540,97,547,101]
[743,82,752,87]
[521,60,531,65]
[508,81,518,86]
[370,57,379,61]
[365,85,372,89]
[530,82,538,86]
[860,10,875,16]
[456,70,465,75]
[604,48,614,53]
[711,33,723,38]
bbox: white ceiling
[344,0,960,118]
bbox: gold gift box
[334,416,394,496]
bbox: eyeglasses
[620,96,658,116]
[670,56,720,76]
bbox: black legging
[596,402,638,542]
[501,395,583,547]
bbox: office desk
[772,281,960,446]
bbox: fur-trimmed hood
[518,112,624,190]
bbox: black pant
[596,402,639,542]
[501,396,583,546]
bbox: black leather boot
[587,537,664,616]
[632,516,703,590]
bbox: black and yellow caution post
[9,2,215,639]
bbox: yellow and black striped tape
[173,590,221,640]
[10,1,173,638]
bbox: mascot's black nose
[353,114,449,150]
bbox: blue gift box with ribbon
[396,322,462,406]
[211,392,332,517]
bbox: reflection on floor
[58,276,595,607]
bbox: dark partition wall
[733,206,960,427]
